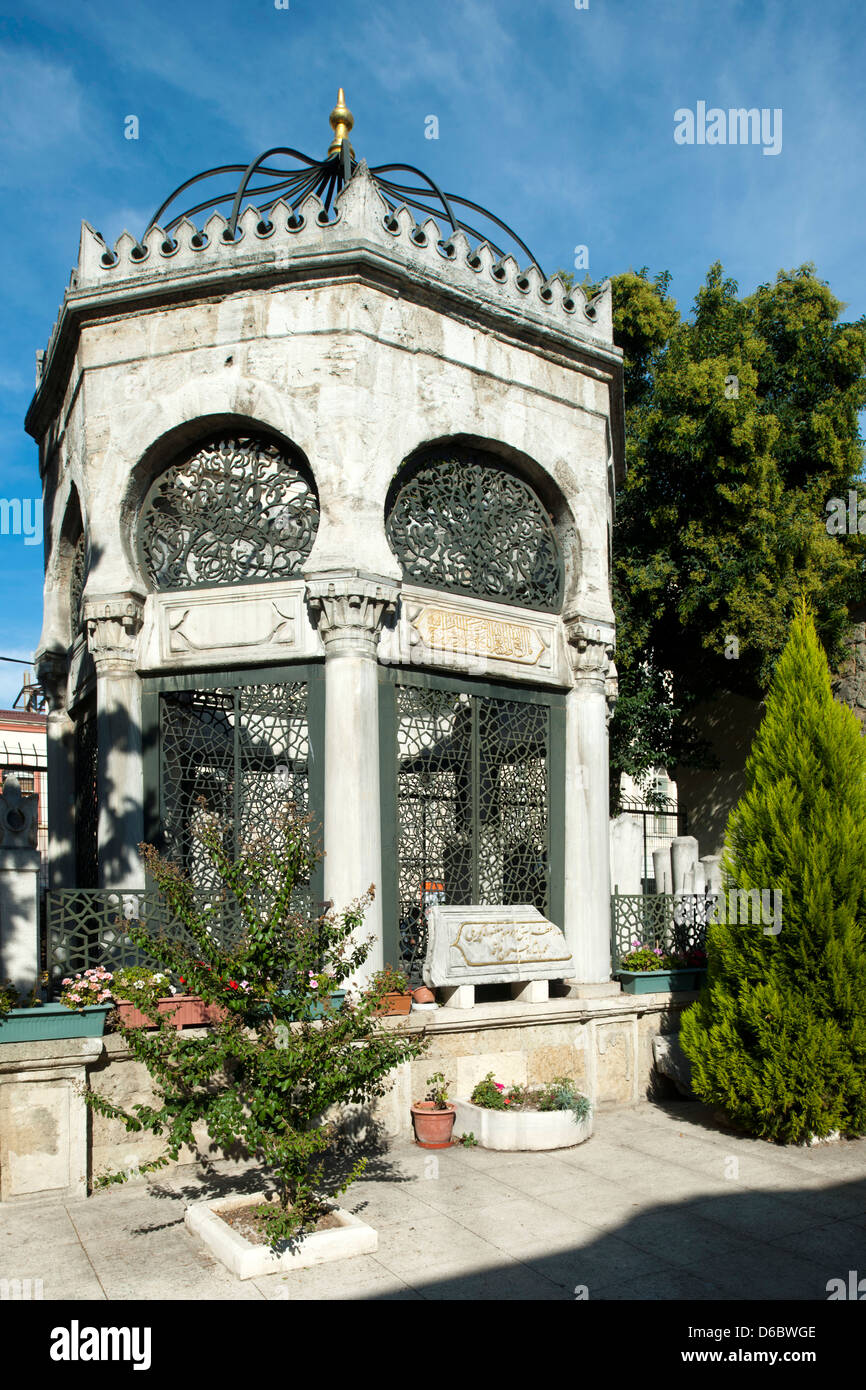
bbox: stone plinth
[0,1037,104,1203]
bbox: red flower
[228,980,239,990]
[179,978,186,985]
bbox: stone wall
[0,995,692,1201]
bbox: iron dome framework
[128,90,547,279]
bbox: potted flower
[410,1071,456,1148]
[453,1072,593,1150]
[0,969,113,1044]
[111,966,219,1029]
[371,963,412,1016]
[616,940,707,994]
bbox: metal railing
[610,891,714,972]
[44,886,318,995]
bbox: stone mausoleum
[29,92,624,995]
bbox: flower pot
[452,1098,593,1151]
[113,994,215,1029]
[412,985,435,1005]
[411,1101,456,1148]
[617,967,707,995]
[307,989,346,1020]
[0,1003,112,1044]
[376,991,412,1017]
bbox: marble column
[563,618,616,984]
[34,649,75,889]
[305,572,399,979]
[83,594,146,890]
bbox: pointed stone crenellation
[66,163,613,351]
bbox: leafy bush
[371,963,410,994]
[470,1072,509,1109]
[82,810,428,1241]
[470,1071,591,1121]
[680,601,866,1142]
[425,1071,451,1109]
[0,981,19,1017]
[536,1077,592,1122]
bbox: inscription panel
[424,904,575,986]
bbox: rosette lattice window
[386,449,563,612]
[139,435,319,590]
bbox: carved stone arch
[384,436,573,613]
[57,484,87,644]
[125,416,319,593]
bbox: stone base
[440,984,475,1009]
[184,1191,378,1279]
[452,1097,593,1150]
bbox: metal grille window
[138,434,319,591]
[158,680,312,890]
[74,700,99,888]
[386,677,562,978]
[385,448,563,612]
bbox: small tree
[86,811,427,1238]
[680,600,866,1142]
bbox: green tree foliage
[84,812,427,1241]
[565,262,866,801]
[680,601,866,1142]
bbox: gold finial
[328,87,354,158]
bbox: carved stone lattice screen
[73,700,99,888]
[394,682,550,977]
[385,449,563,612]
[159,681,311,892]
[139,435,319,590]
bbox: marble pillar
[563,619,616,984]
[83,594,146,889]
[305,572,399,979]
[34,649,75,889]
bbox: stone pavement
[1,1101,864,1301]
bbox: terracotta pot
[375,991,412,1017]
[114,995,215,1030]
[412,985,435,1005]
[411,1101,456,1148]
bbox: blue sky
[1,0,864,704]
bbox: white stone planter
[452,1098,593,1151]
[184,1190,377,1279]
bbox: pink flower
[494,1083,504,1091]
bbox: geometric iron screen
[73,698,99,889]
[139,433,319,591]
[394,681,550,978]
[385,447,563,613]
[159,680,310,892]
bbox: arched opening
[135,428,319,592]
[384,442,565,613]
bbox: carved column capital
[305,571,400,656]
[34,648,70,713]
[564,616,615,691]
[83,592,145,675]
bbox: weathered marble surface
[423,904,575,989]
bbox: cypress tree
[680,599,866,1142]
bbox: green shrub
[82,810,428,1241]
[680,600,866,1143]
[470,1072,509,1109]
